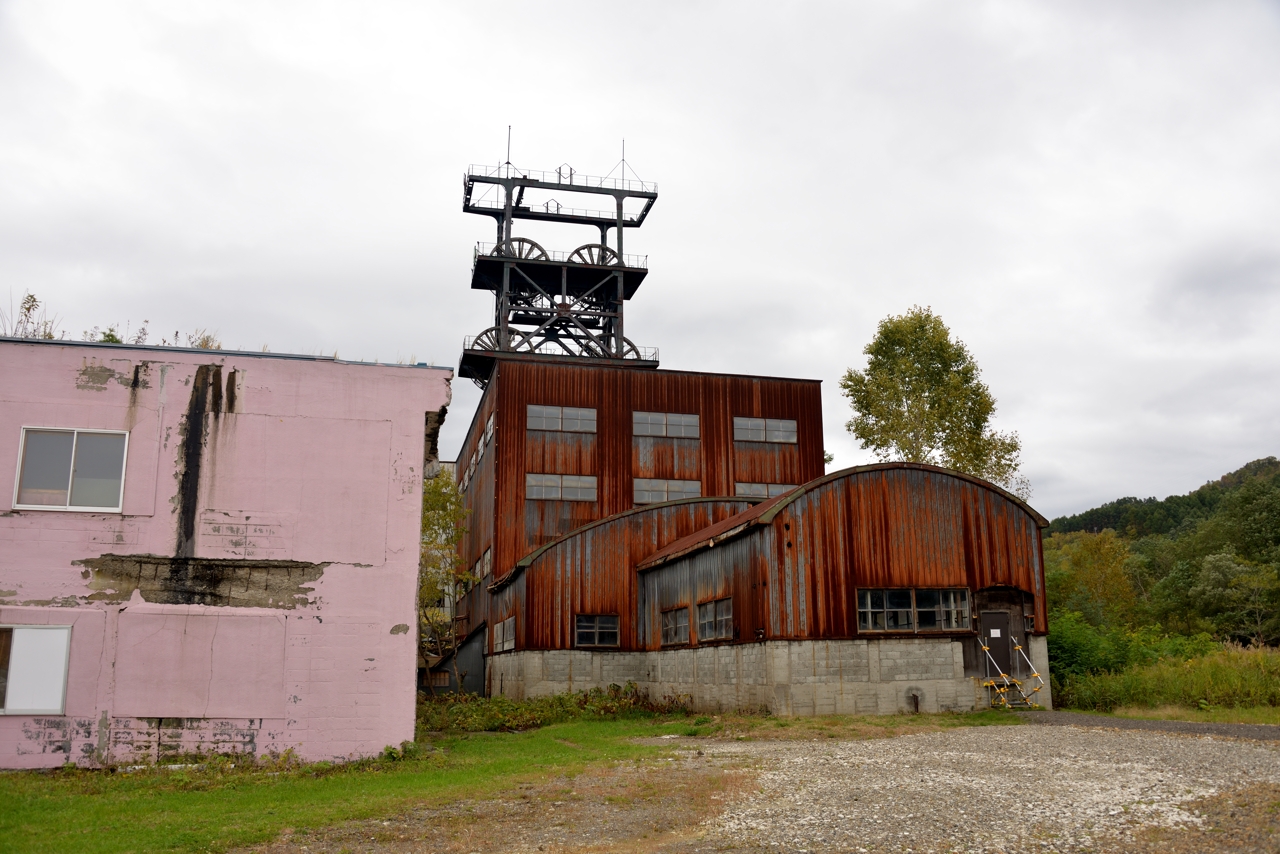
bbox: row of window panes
[732,417,797,444]
[633,411,699,438]
[527,405,596,433]
[471,548,492,581]
[659,599,733,646]
[15,428,128,512]
[634,478,701,504]
[525,473,598,501]
[734,482,797,498]
[492,615,515,653]
[460,412,496,493]
[857,589,970,632]
[526,406,797,445]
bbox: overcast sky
[2,1,1278,519]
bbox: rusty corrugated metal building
[443,159,1052,714]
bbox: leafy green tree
[1043,530,1139,627]
[839,306,1029,498]
[418,467,471,691]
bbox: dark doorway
[981,611,1011,677]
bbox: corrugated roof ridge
[636,462,1049,571]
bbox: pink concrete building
[0,338,451,767]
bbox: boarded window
[858,589,969,632]
[633,478,701,505]
[734,482,797,498]
[575,614,619,648]
[527,405,596,433]
[696,598,733,641]
[492,616,515,653]
[0,625,72,714]
[732,417,796,444]
[15,428,128,511]
[660,608,690,646]
[633,411,699,438]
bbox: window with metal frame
[734,482,797,498]
[660,607,690,645]
[14,428,128,512]
[492,615,515,653]
[632,411,700,438]
[574,614,619,648]
[527,405,596,433]
[633,478,701,505]
[0,625,72,714]
[525,473,598,501]
[696,598,733,641]
[858,589,970,632]
[732,417,797,444]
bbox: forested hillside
[1044,457,1280,680]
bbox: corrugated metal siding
[477,359,823,581]
[458,383,498,572]
[458,499,755,652]
[642,465,1049,643]
[632,437,701,480]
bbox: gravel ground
[697,726,1280,853]
[241,724,1280,854]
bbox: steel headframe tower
[458,161,659,387]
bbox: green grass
[1071,705,1280,726]
[1056,645,1280,712]
[0,693,1021,854]
[0,718,686,854]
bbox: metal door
[981,611,1012,677]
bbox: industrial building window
[734,482,797,499]
[633,478,701,505]
[525,473,598,501]
[696,598,733,641]
[0,625,72,714]
[732,417,797,444]
[14,428,128,512]
[858,589,970,632]
[660,608,690,645]
[575,614,619,648]
[633,411,700,438]
[492,616,515,653]
[527,404,596,433]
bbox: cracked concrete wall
[0,340,453,768]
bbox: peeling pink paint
[0,340,451,767]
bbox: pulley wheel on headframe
[491,238,549,260]
[568,244,620,266]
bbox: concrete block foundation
[484,637,1042,715]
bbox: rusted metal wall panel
[457,499,755,652]
[644,465,1049,642]
[457,382,498,573]
[632,437,701,480]
[638,534,767,648]
[472,359,822,582]
[526,431,596,475]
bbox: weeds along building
[0,339,451,768]
[445,162,1053,713]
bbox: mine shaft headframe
[462,163,658,258]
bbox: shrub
[416,683,688,735]
[1056,644,1280,711]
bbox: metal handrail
[463,335,658,363]
[466,164,658,195]
[465,197,642,223]
[474,242,648,270]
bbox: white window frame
[734,482,798,499]
[696,598,733,642]
[525,473,598,502]
[0,625,73,715]
[633,478,701,505]
[732,417,798,444]
[12,427,130,513]
[633,411,700,438]
[527,404,597,434]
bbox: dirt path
[242,725,1280,854]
